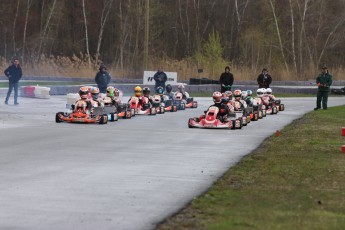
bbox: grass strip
[157,105,345,230]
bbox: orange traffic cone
[275,130,281,137]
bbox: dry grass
[1,55,344,81]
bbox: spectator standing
[257,68,272,88]
[95,64,111,93]
[4,58,22,105]
[219,66,234,93]
[314,66,333,110]
[153,67,168,91]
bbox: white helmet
[266,88,272,95]
[177,83,185,93]
[241,90,248,99]
[262,88,267,95]
[256,88,264,97]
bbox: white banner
[143,71,178,85]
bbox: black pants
[99,86,107,94]
[6,81,19,103]
[316,91,329,109]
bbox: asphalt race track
[0,96,344,230]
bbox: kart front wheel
[55,112,64,123]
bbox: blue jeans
[6,81,19,103]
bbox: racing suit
[208,102,230,122]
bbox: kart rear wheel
[279,104,285,111]
[172,105,177,112]
[126,111,132,119]
[272,107,278,114]
[110,113,115,122]
[160,106,165,114]
[99,115,108,124]
[55,112,64,123]
[231,120,236,130]
[238,119,243,129]
[188,118,194,128]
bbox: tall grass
[1,55,344,81]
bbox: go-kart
[151,95,166,114]
[188,106,238,129]
[128,96,157,115]
[56,100,108,124]
[92,97,119,122]
[274,99,285,111]
[117,103,132,119]
[261,96,278,115]
[173,92,186,110]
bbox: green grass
[157,105,345,230]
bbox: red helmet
[233,89,242,100]
[212,91,222,103]
[79,86,89,100]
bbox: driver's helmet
[114,88,120,97]
[90,87,100,100]
[134,86,142,97]
[262,88,267,95]
[224,91,233,100]
[156,86,164,95]
[233,89,242,101]
[247,90,253,96]
[221,97,230,104]
[143,87,151,97]
[212,91,222,103]
[103,96,112,106]
[79,86,89,100]
[266,88,272,95]
[166,84,172,93]
[256,88,264,97]
[241,90,248,99]
[177,83,185,93]
[106,86,115,98]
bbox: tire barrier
[20,86,51,99]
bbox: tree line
[0,0,345,80]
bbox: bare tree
[82,0,91,68]
[95,0,114,65]
[269,0,289,73]
[12,0,20,56]
[22,0,33,64]
[289,0,297,76]
[36,0,57,63]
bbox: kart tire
[192,101,198,108]
[231,120,236,130]
[272,107,278,114]
[110,113,115,122]
[160,106,165,114]
[238,119,243,129]
[181,103,186,110]
[131,108,136,117]
[279,104,285,111]
[252,112,259,121]
[55,112,64,123]
[188,118,194,128]
[126,111,132,119]
[258,111,263,119]
[99,115,107,124]
[173,105,177,112]
[262,109,267,117]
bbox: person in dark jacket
[95,64,111,93]
[314,66,333,110]
[4,58,22,105]
[153,67,168,91]
[219,66,234,93]
[257,68,272,88]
